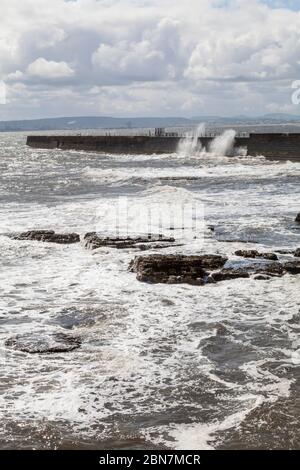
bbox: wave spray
[177,124,206,156]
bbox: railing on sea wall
[96,129,251,138]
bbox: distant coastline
[2,114,300,133]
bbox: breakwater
[26,133,300,161]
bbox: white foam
[144,395,263,450]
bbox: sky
[1,0,300,120]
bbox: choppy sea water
[0,131,299,450]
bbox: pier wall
[26,134,300,161]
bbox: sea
[0,128,299,450]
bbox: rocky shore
[5,220,299,357]
[7,214,300,290]
[130,254,300,285]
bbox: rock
[130,254,227,285]
[208,269,250,283]
[11,230,80,244]
[134,242,184,251]
[130,254,297,286]
[160,298,175,306]
[282,260,300,275]
[253,274,271,281]
[261,252,279,261]
[275,249,295,255]
[84,232,175,250]
[253,262,286,277]
[5,332,81,354]
[216,323,230,336]
[288,312,300,324]
[235,249,278,261]
[295,213,300,223]
[51,307,104,330]
[295,249,300,258]
[209,262,285,283]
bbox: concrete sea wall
[26,134,300,161]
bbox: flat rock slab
[5,332,81,354]
[130,254,228,284]
[84,232,176,250]
[11,230,80,244]
[235,249,278,261]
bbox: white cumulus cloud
[26,58,74,79]
[1,0,300,119]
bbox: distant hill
[0,116,194,132]
[260,113,300,121]
[192,114,300,124]
[1,114,300,132]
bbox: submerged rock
[51,307,104,330]
[84,232,176,250]
[234,249,278,261]
[5,332,81,354]
[129,254,227,285]
[11,230,80,244]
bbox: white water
[209,129,237,156]
[178,127,239,158]
[177,123,206,155]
